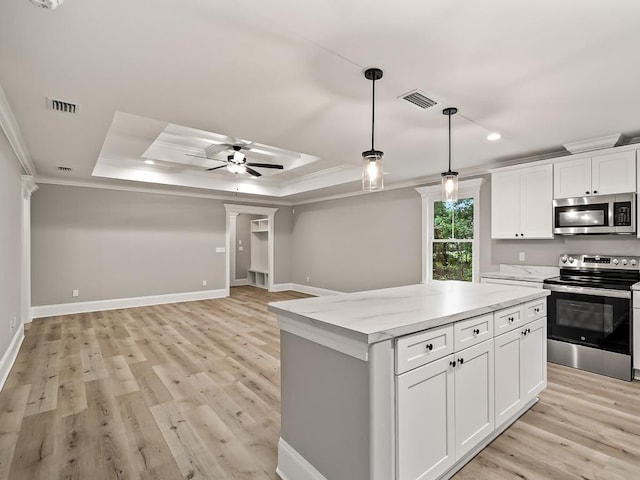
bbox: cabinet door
[494,328,523,428]
[634,308,640,371]
[554,158,591,198]
[454,339,494,460]
[396,355,455,480]
[520,164,553,238]
[591,150,636,195]
[491,170,521,239]
[521,318,547,401]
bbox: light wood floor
[1,286,639,480]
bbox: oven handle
[543,284,631,299]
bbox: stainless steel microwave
[553,193,636,235]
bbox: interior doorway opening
[224,204,278,295]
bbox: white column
[21,175,38,324]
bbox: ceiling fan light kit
[194,143,284,177]
[441,107,459,203]
[362,67,384,191]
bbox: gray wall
[290,188,422,292]
[31,184,227,305]
[31,184,292,305]
[0,129,24,360]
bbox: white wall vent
[57,166,72,172]
[399,89,438,109]
[47,97,79,114]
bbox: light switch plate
[216,247,225,253]
[519,252,526,262]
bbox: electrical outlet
[202,280,207,287]
[72,289,79,297]
[519,252,526,262]
[238,240,242,245]
[306,276,310,283]
[239,246,244,251]
[10,316,15,331]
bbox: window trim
[416,178,483,283]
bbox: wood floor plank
[2,286,639,480]
[0,384,31,478]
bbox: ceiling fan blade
[245,167,262,177]
[186,153,211,160]
[246,163,284,169]
[206,165,227,171]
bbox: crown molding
[33,176,293,205]
[0,83,37,175]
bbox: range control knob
[613,258,619,265]
[568,256,575,263]
[561,255,568,263]
[622,259,628,266]
[631,259,638,267]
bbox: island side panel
[280,330,370,480]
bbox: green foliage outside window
[432,199,474,281]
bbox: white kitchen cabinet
[396,339,494,480]
[453,339,494,459]
[491,164,553,239]
[495,317,547,428]
[554,150,636,198]
[396,355,455,480]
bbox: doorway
[224,204,278,295]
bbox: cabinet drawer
[525,298,546,322]
[396,325,454,375]
[454,313,494,351]
[494,304,525,335]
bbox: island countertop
[269,281,549,345]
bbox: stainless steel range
[543,254,638,381]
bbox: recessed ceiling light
[487,132,501,141]
[144,159,155,165]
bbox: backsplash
[489,235,640,268]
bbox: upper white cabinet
[554,150,636,198]
[491,164,553,239]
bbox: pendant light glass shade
[362,68,384,191]
[362,150,384,190]
[441,171,459,203]
[441,107,459,203]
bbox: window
[432,198,474,281]
[416,179,482,283]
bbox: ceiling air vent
[57,166,72,172]
[399,89,437,110]
[47,97,79,114]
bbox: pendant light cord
[371,76,376,151]
[448,111,452,172]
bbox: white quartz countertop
[269,281,549,344]
[632,282,640,291]
[481,264,559,283]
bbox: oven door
[545,285,631,355]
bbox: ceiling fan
[187,145,284,177]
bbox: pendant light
[362,68,384,191]
[441,107,459,203]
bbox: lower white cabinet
[395,300,547,480]
[396,339,494,480]
[495,317,547,428]
[396,355,455,480]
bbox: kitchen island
[269,281,550,480]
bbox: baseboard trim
[276,437,328,480]
[31,288,228,319]
[0,324,25,391]
[231,278,249,287]
[272,283,343,296]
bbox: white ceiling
[2,0,640,203]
